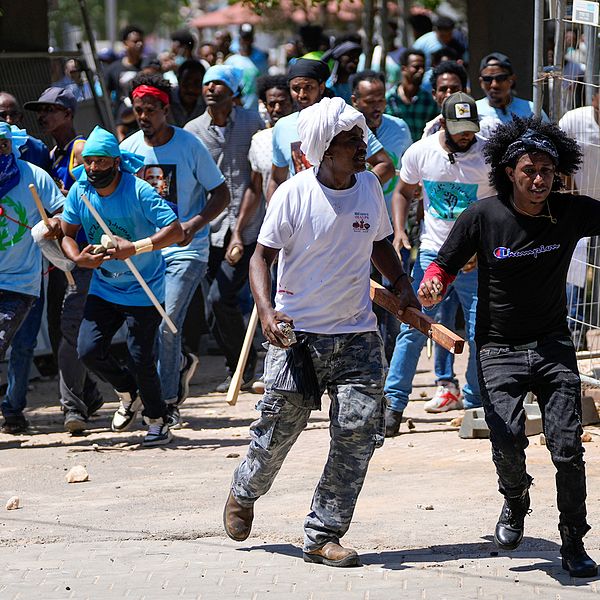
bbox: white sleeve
[257,184,294,249]
[372,180,394,241]
[398,143,421,185]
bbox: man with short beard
[384,93,492,436]
[268,58,394,200]
[185,66,265,392]
[121,73,229,429]
[223,97,418,567]
[385,48,439,141]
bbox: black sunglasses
[481,74,511,84]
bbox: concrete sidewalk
[2,354,600,599]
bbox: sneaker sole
[302,552,361,568]
[424,404,462,414]
[142,430,173,447]
[177,354,200,406]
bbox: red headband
[132,85,170,106]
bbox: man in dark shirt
[419,117,599,578]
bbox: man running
[223,97,418,567]
[419,117,599,578]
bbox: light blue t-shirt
[120,127,225,263]
[373,115,412,215]
[62,172,177,306]
[272,111,384,175]
[0,160,63,297]
[413,32,442,66]
[475,96,550,124]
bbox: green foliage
[49,0,189,48]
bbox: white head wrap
[297,97,369,166]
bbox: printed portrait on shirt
[290,141,312,173]
[141,164,178,215]
[423,180,479,221]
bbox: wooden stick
[226,304,259,406]
[28,184,76,288]
[79,193,178,335]
[370,279,465,354]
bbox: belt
[483,336,572,352]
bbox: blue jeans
[434,288,460,383]
[384,248,481,412]
[158,255,207,404]
[1,289,44,418]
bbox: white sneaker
[143,418,173,447]
[424,383,463,413]
[111,390,142,431]
[177,352,199,406]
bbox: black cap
[239,23,254,39]
[24,87,77,113]
[479,52,513,74]
[442,92,480,135]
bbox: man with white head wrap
[224,97,418,567]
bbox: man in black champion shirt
[419,117,599,578]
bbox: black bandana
[501,129,559,166]
[287,58,330,84]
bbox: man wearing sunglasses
[476,53,548,129]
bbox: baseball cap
[479,52,513,74]
[24,87,77,113]
[442,92,480,135]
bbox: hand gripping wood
[370,279,464,354]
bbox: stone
[65,465,89,483]
[5,496,19,510]
[581,432,593,443]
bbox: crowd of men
[1,14,599,577]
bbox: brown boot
[303,541,360,567]
[223,491,254,541]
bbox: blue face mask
[174,55,185,66]
[0,152,20,199]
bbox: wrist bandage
[133,237,153,255]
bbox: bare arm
[367,148,395,184]
[179,181,230,246]
[267,165,289,203]
[106,220,185,261]
[61,221,109,269]
[226,170,263,265]
[371,239,419,311]
[391,179,419,255]
[250,243,293,348]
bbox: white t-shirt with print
[400,131,494,253]
[258,168,393,334]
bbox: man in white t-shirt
[559,92,600,342]
[385,92,494,436]
[223,98,418,567]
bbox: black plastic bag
[271,334,321,410]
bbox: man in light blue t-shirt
[0,123,64,435]
[476,52,549,130]
[61,126,184,447]
[121,74,229,428]
[268,58,395,201]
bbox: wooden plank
[370,279,465,354]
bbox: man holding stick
[418,117,599,577]
[223,97,418,567]
[0,123,63,433]
[60,126,183,446]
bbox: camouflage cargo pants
[231,330,386,551]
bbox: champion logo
[493,244,561,260]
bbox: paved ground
[2,351,600,599]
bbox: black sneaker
[64,411,87,434]
[177,353,199,406]
[166,404,181,429]
[215,375,256,394]
[385,408,403,437]
[1,414,29,434]
[494,491,531,550]
[143,418,173,447]
[111,390,142,432]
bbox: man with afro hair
[418,116,599,578]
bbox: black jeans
[206,240,257,377]
[77,294,166,420]
[59,267,102,418]
[477,337,588,529]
